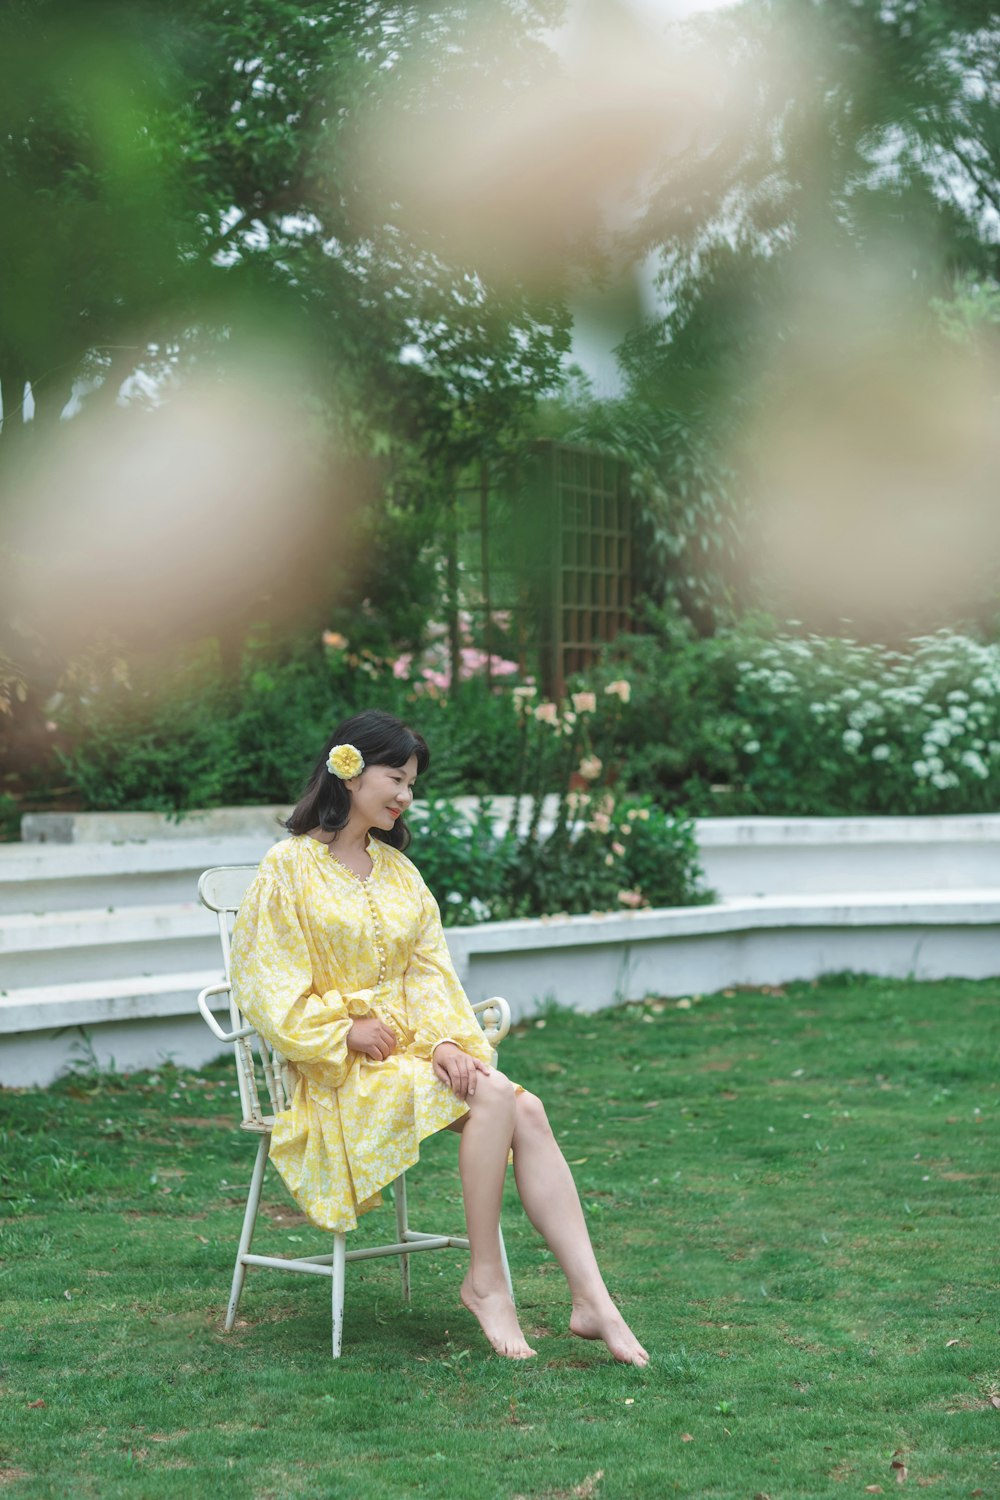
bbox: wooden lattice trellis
[456,441,634,700]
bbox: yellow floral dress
[229,834,493,1233]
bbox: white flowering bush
[729,630,1000,815]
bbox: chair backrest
[199,865,259,917]
[198,865,290,1126]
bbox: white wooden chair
[195,864,513,1357]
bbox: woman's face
[347,753,418,832]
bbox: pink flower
[604,679,632,704]
[458,647,488,678]
[578,754,603,782]
[488,655,520,677]
[572,691,597,714]
[534,701,559,725]
[322,629,348,650]
[617,889,644,909]
[612,841,626,857]
[589,810,611,834]
[392,654,413,679]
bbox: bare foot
[461,1273,537,1360]
[570,1300,649,1367]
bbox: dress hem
[269,1089,471,1235]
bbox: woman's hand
[347,1016,398,1061]
[432,1042,491,1100]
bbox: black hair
[283,708,429,851]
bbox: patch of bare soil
[259,1202,311,1227]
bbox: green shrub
[614,795,706,908]
[408,791,708,924]
[54,644,241,814]
[0,791,20,841]
[51,635,539,814]
[227,640,354,802]
[407,670,711,920]
[405,684,532,797]
[54,639,342,813]
[583,601,748,810]
[406,798,520,924]
[48,612,1000,824]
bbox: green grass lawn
[1,976,998,1500]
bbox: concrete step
[0,968,224,1034]
[0,970,232,1087]
[3,887,999,1087]
[0,836,279,914]
[2,812,998,1088]
[0,900,223,988]
[7,810,999,911]
[696,814,1000,896]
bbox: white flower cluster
[735,630,1000,805]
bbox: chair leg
[331,1233,346,1358]
[499,1223,514,1304]
[224,1133,270,1331]
[394,1172,411,1303]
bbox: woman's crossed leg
[447,1071,648,1366]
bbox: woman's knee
[469,1068,517,1113]
[514,1089,551,1137]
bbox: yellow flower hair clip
[326,743,365,779]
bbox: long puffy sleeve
[405,883,492,1064]
[230,872,372,1091]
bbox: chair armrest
[471,995,511,1048]
[197,981,256,1043]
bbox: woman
[230,708,647,1365]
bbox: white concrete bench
[2,811,999,1086]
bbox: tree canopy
[0,0,571,461]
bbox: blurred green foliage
[0,0,570,458]
[49,635,535,813]
[567,0,1000,633]
[4,0,1000,833]
[0,0,572,785]
[52,637,336,814]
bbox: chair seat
[240,1117,274,1133]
